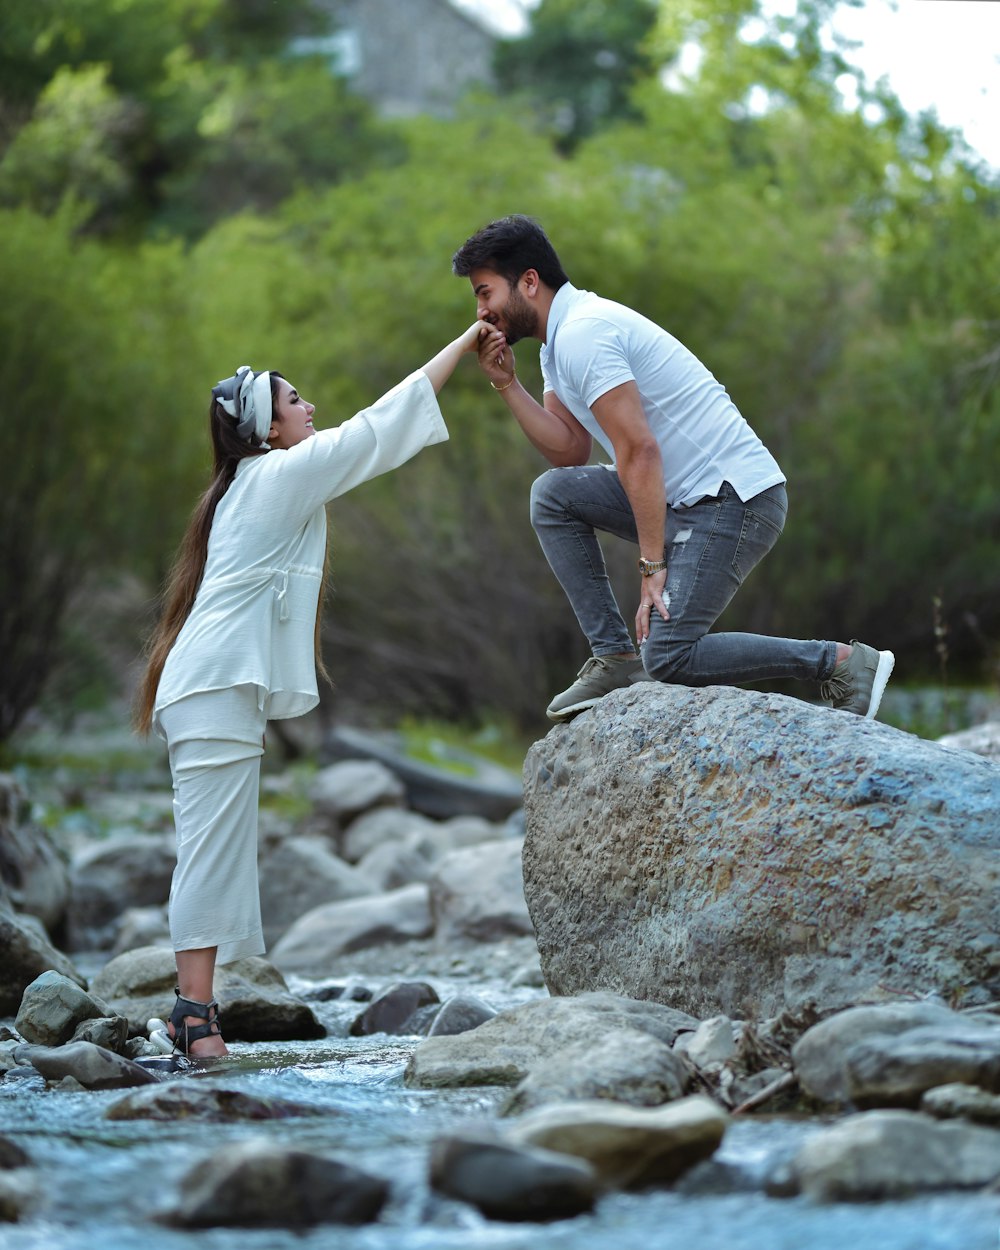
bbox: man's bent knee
[643,640,696,684]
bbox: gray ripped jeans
[529,466,837,687]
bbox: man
[452,214,894,722]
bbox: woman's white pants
[159,686,267,966]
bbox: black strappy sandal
[148,988,223,1057]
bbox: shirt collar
[542,281,577,346]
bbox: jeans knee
[529,469,565,526]
[643,641,692,683]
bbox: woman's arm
[420,323,484,394]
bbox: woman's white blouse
[153,370,447,737]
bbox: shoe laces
[820,669,850,705]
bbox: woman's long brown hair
[132,375,330,735]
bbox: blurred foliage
[1,0,998,743]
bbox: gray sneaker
[546,655,649,722]
[820,639,895,719]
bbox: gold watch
[638,557,667,576]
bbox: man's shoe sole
[865,650,895,720]
[546,695,601,723]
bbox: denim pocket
[732,504,784,581]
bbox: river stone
[522,683,1000,1019]
[349,981,440,1036]
[405,992,698,1088]
[788,1109,1000,1200]
[429,1130,597,1221]
[922,1082,1000,1126]
[258,835,375,947]
[844,1021,1000,1108]
[0,899,86,1014]
[339,807,437,864]
[938,720,1000,760]
[501,1028,689,1116]
[270,884,434,973]
[428,839,534,944]
[15,970,114,1047]
[14,1041,161,1090]
[0,772,69,933]
[66,833,176,950]
[504,1095,728,1189]
[675,1015,738,1070]
[167,1139,389,1228]
[426,994,498,1038]
[71,1016,129,1053]
[0,1170,41,1222]
[356,836,432,890]
[106,1083,326,1122]
[309,760,405,825]
[89,946,324,1041]
[110,905,171,956]
[0,1138,31,1170]
[792,1002,977,1104]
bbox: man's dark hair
[452,214,569,291]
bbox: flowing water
[2,970,998,1250]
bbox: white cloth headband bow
[212,366,272,447]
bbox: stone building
[301,0,504,118]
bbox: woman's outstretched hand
[477,324,516,391]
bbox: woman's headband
[212,366,272,447]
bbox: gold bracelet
[490,374,516,392]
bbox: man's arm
[478,328,592,467]
[590,380,670,642]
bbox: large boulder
[0,899,86,1015]
[522,684,1000,1019]
[428,839,534,944]
[0,773,69,934]
[66,834,176,951]
[257,836,374,947]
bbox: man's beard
[501,284,538,344]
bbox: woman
[134,323,483,1058]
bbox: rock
[356,837,431,890]
[89,947,324,1041]
[324,725,523,821]
[0,773,69,933]
[509,960,546,989]
[0,899,87,1015]
[166,1139,389,1227]
[504,1095,728,1189]
[66,833,176,950]
[501,1028,689,1116]
[348,981,440,1036]
[14,1041,161,1090]
[938,720,1000,761]
[106,1083,326,1122]
[427,994,497,1038]
[522,684,1000,1019]
[429,1130,597,1221]
[257,835,374,947]
[405,992,699,1088]
[844,1021,1000,1108]
[309,760,406,826]
[922,1082,1000,1126]
[675,1015,738,1070]
[14,970,114,1047]
[109,905,170,956]
[270,885,434,974]
[71,1015,129,1053]
[339,808,437,864]
[0,1138,31,1169]
[792,1002,972,1105]
[428,840,533,944]
[788,1109,1000,1200]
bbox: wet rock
[405,992,698,1088]
[426,994,497,1038]
[0,1169,41,1222]
[523,684,1000,1018]
[921,1082,1000,1126]
[0,1138,31,1169]
[71,1016,129,1053]
[787,1109,1000,1200]
[349,981,440,1036]
[89,946,324,1041]
[258,835,374,947]
[270,884,434,973]
[501,1028,689,1116]
[504,1095,728,1189]
[430,1129,597,1221]
[675,1015,738,1070]
[166,1138,389,1228]
[845,1021,1000,1108]
[0,772,69,933]
[14,1041,161,1090]
[309,760,406,827]
[792,1002,980,1105]
[67,834,176,951]
[0,898,86,1015]
[429,839,533,945]
[15,970,115,1047]
[106,1083,326,1122]
[339,807,437,864]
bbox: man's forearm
[496,380,591,466]
[617,443,667,559]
